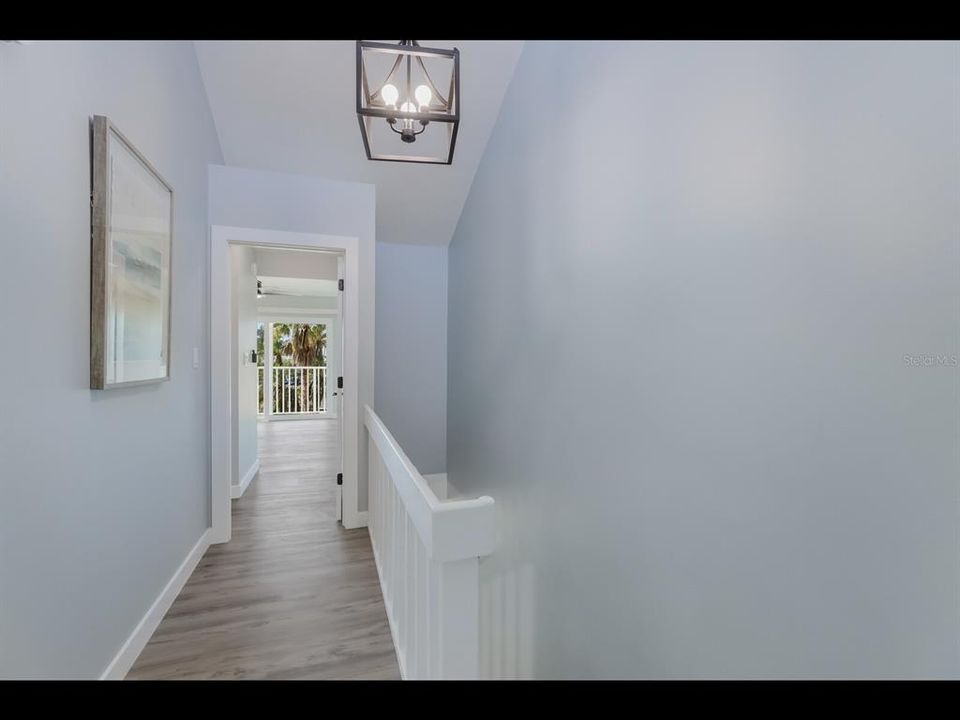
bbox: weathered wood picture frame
[90,115,173,389]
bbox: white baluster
[400,513,411,669]
[369,443,376,548]
[386,471,395,606]
[415,537,427,679]
[428,555,440,678]
[380,455,387,556]
[395,488,406,666]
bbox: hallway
[128,420,400,679]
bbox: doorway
[210,226,364,545]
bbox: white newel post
[363,405,495,680]
[436,557,481,679]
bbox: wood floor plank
[127,419,399,680]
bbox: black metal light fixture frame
[356,40,460,165]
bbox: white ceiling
[194,40,524,246]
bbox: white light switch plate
[193,347,200,369]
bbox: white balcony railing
[365,405,495,679]
[258,366,326,416]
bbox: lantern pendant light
[356,40,460,164]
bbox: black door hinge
[337,376,343,389]
[338,278,344,291]
[336,472,343,486]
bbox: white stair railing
[365,405,495,680]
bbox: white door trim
[210,225,365,543]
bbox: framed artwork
[90,115,173,389]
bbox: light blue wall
[447,41,960,678]
[0,41,223,678]
[375,242,447,474]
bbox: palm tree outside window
[258,322,328,414]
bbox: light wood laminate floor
[128,419,400,680]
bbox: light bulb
[415,84,432,109]
[380,83,399,107]
[400,101,417,114]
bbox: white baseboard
[262,413,336,422]
[231,458,260,499]
[100,529,211,680]
[343,510,369,529]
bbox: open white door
[335,255,345,523]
